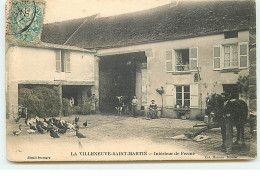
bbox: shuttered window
[176,85,190,108]
[165,84,175,108]
[190,84,199,108]
[166,50,175,72]
[223,44,238,68]
[213,46,221,70]
[61,51,65,72]
[213,42,248,70]
[189,47,198,71]
[55,50,61,72]
[65,52,71,72]
[239,42,248,68]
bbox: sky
[43,0,172,24]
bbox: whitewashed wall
[98,31,250,118]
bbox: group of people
[131,96,159,119]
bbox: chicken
[74,116,79,123]
[13,125,22,136]
[83,120,88,127]
[65,122,76,130]
[76,129,86,138]
[58,127,67,134]
[27,129,36,134]
[36,121,46,134]
[29,123,37,130]
[50,129,60,138]
[39,120,48,130]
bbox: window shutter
[55,50,61,72]
[239,42,248,68]
[165,84,175,108]
[166,50,175,72]
[213,46,221,70]
[66,52,71,72]
[190,84,199,108]
[189,47,198,71]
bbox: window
[176,85,190,108]
[223,44,238,68]
[224,31,238,39]
[222,84,239,99]
[175,49,189,72]
[165,47,198,73]
[61,51,65,72]
[189,48,198,71]
[65,52,71,72]
[166,50,173,72]
[239,43,248,68]
[213,42,248,70]
[55,50,61,72]
[213,46,221,70]
[55,50,71,72]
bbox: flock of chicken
[13,116,88,138]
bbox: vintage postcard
[5,0,256,162]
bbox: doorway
[99,52,147,113]
[222,84,239,99]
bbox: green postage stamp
[6,0,45,42]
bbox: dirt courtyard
[6,114,255,162]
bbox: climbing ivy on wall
[18,86,61,118]
[236,75,250,99]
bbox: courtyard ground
[6,114,255,162]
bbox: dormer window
[224,31,238,39]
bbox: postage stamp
[5,0,257,162]
[6,0,45,42]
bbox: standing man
[70,97,74,107]
[90,94,98,114]
[132,96,138,117]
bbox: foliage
[237,75,249,98]
[82,102,91,115]
[73,106,82,115]
[62,98,73,116]
[19,86,61,118]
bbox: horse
[205,93,248,153]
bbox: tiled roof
[41,1,255,49]
[41,15,98,45]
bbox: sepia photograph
[5,0,257,162]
